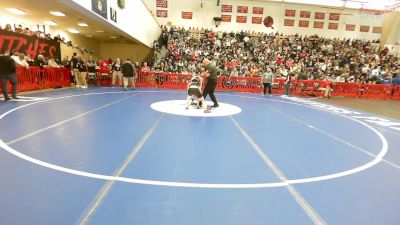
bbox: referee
[202,59,219,108]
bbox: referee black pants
[1,73,17,98]
[203,78,218,106]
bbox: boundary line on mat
[6,93,141,145]
[75,113,164,225]
[0,91,390,188]
[230,116,327,225]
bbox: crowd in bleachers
[151,26,400,85]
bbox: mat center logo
[151,100,242,117]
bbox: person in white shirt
[13,53,29,68]
[47,58,60,68]
[112,58,122,87]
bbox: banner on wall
[299,20,309,27]
[373,27,382,33]
[92,0,108,19]
[156,10,168,17]
[236,16,247,23]
[285,9,296,17]
[300,11,310,18]
[253,7,263,14]
[156,0,168,8]
[360,26,370,32]
[315,12,325,20]
[328,22,338,30]
[314,21,324,29]
[284,19,295,26]
[346,24,356,31]
[237,6,248,13]
[221,5,232,12]
[329,13,340,21]
[182,12,193,19]
[0,30,61,59]
[221,15,232,22]
[252,17,262,24]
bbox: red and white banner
[156,0,167,8]
[221,5,232,12]
[156,10,168,17]
[299,20,309,27]
[236,16,247,23]
[329,13,340,21]
[360,25,370,32]
[315,12,325,19]
[284,19,294,26]
[314,21,324,29]
[182,12,192,19]
[253,7,263,14]
[346,24,356,31]
[328,22,338,30]
[285,9,296,17]
[252,17,262,24]
[221,15,232,22]
[300,11,310,18]
[373,27,382,33]
[237,6,248,13]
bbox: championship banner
[328,22,338,30]
[285,9,296,17]
[252,17,262,24]
[300,11,310,18]
[346,24,356,31]
[314,21,324,29]
[284,19,294,26]
[156,0,167,8]
[221,5,232,12]
[237,6,248,14]
[0,30,61,59]
[236,16,247,23]
[315,12,325,19]
[373,27,382,33]
[329,13,340,21]
[156,10,168,17]
[182,12,193,19]
[253,7,263,14]
[360,25,370,32]
[299,20,309,27]
[221,15,232,22]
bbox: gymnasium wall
[99,43,151,62]
[143,0,383,40]
[64,0,162,48]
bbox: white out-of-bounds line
[75,113,164,225]
[229,116,327,225]
[6,94,140,146]
[270,106,400,171]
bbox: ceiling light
[43,21,57,26]
[6,8,26,15]
[78,23,88,27]
[50,11,65,16]
[110,36,117,39]
[96,30,104,33]
[68,29,80,34]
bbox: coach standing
[122,59,136,91]
[202,59,219,108]
[0,54,18,101]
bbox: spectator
[77,55,88,88]
[122,58,136,91]
[261,68,274,96]
[47,58,60,68]
[112,58,123,87]
[13,53,29,68]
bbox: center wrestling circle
[150,100,242,117]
